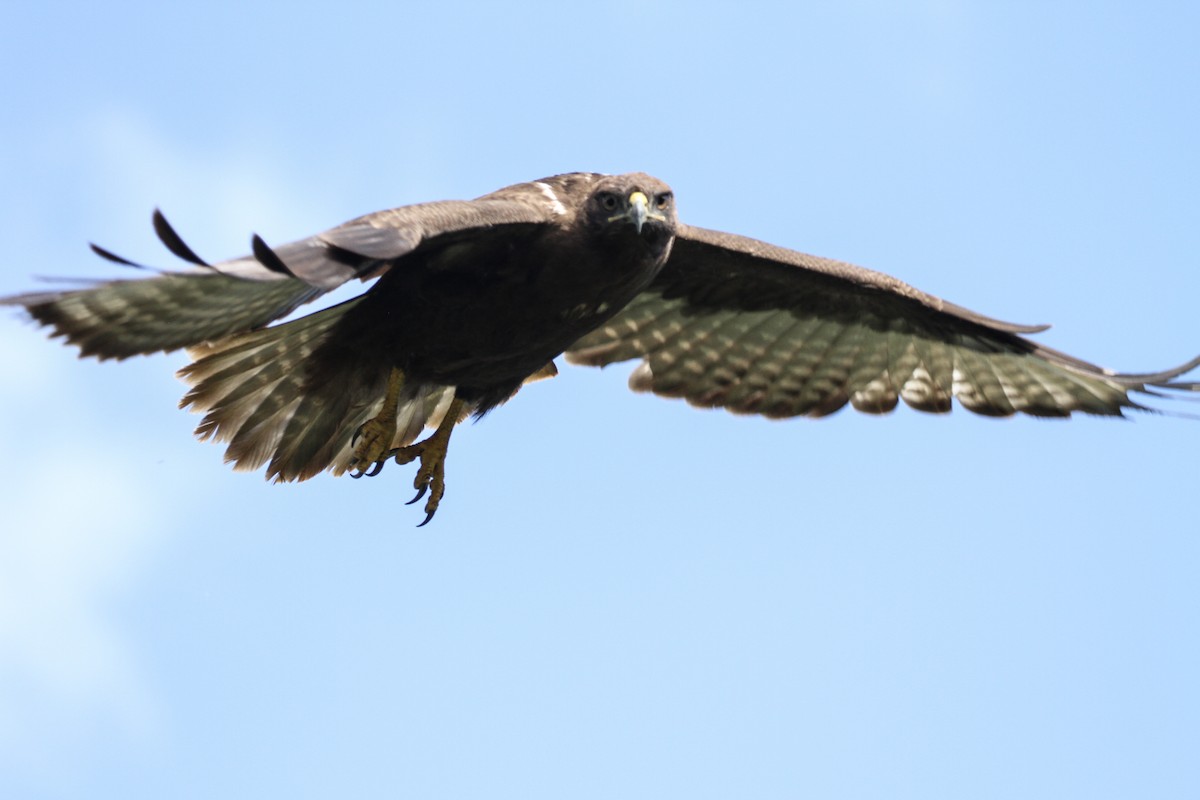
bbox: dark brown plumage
[5,172,1198,523]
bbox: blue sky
[2,2,1198,798]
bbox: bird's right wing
[2,184,565,361]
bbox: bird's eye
[655,193,671,209]
[599,193,619,211]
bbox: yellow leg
[349,367,405,476]
[391,397,466,527]
[348,374,464,526]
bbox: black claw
[351,426,363,447]
[416,510,436,527]
[407,484,429,505]
[349,460,384,479]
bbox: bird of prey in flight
[5,172,1198,524]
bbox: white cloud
[0,454,160,767]
[0,371,161,774]
[0,106,320,774]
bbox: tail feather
[267,388,366,481]
[229,396,306,474]
[179,297,462,481]
[179,301,354,447]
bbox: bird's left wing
[3,188,561,361]
[566,224,1200,418]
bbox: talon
[353,418,396,466]
[351,367,404,466]
[349,458,385,479]
[346,393,463,525]
[384,397,464,525]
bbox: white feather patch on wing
[534,181,567,216]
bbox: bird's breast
[368,229,666,386]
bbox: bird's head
[585,173,676,250]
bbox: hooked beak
[628,191,649,234]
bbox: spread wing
[566,224,1200,418]
[3,184,563,360]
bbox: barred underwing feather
[641,314,729,397]
[908,335,955,412]
[953,346,1014,416]
[567,294,686,366]
[566,224,1200,420]
[850,326,902,414]
[686,311,784,409]
[766,316,841,416]
[714,312,806,414]
[4,273,323,360]
[796,320,859,417]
